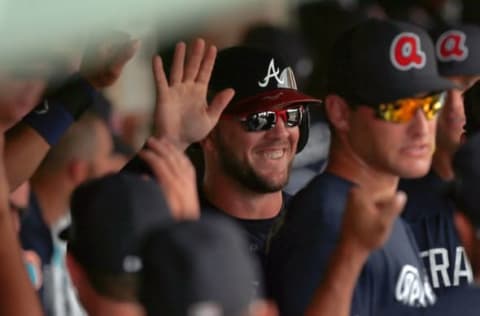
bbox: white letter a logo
[258,59,285,87]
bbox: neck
[431,148,455,181]
[89,297,144,316]
[326,140,398,196]
[202,171,283,220]
[30,174,71,227]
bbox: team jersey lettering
[420,246,473,288]
[395,264,436,307]
[390,33,426,71]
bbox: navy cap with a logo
[327,19,456,105]
[434,24,480,77]
[62,172,173,275]
[209,46,321,115]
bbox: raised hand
[152,38,235,150]
[138,137,200,221]
[340,187,407,252]
[80,31,140,88]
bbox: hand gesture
[138,137,200,220]
[340,187,407,252]
[152,38,234,150]
[80,31,140,88]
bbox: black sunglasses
[223,106,304,132]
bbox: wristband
[22,74,96,145]
[23,100,75,145]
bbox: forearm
[305,238,369,316]
[0,193,43,315]
[5,123,50,190]
[5,74,95,190]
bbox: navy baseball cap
[327,19,456,105]
[62,172,173,275]
[209,46,321,115]
[139,216,261,316]
[433,24,480,77]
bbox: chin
[396,164,431,179]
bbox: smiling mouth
[260,149,286,160]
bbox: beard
[214,133,293,193]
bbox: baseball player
[399,24,480,294]
[123,38,413,316]
[267,19,454,316]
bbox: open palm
[152,39,234,150]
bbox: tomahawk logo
[258,58,285,87]
[390,33,426,71]
[395,265,436,307]
[436,31,469,62]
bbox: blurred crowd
[1,0,480,315]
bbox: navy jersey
[20,193,52,308]
[20,193,85,316]
[399,171,473,294]
[200,191,290,272]
[267,172,435,316]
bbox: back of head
[327,18,454,106]
[64,172,173,301]
[36,111,104,174]
[140,216,261,316]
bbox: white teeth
[264,150,284,160]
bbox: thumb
[207,88,235,121]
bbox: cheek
[289,128,300,151]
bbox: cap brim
[225,89,322,115]
[359,76,458,105]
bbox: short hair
[36,111,106,173]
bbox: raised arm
[151,38,234,150]
[4,34,138,190]
[306,187,406,316]
[0,134,44,316]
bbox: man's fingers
[208,88,235,121]
[377,191,407,221]
[114,39,140,65]
[170,42,186,84]
[183,38,206,82]
[152,55,169,92]
[196,44,217,84]
[145,137,190,178]
[138,149,175,186]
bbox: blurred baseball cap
[209,46,321,115]
[452,132,480,227]
[61,172,173,275]
[327,19,456,105]
[139,215,261,316]
[433,24,480,77]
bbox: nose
[408,107,431,138]
[266,115,290,139]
